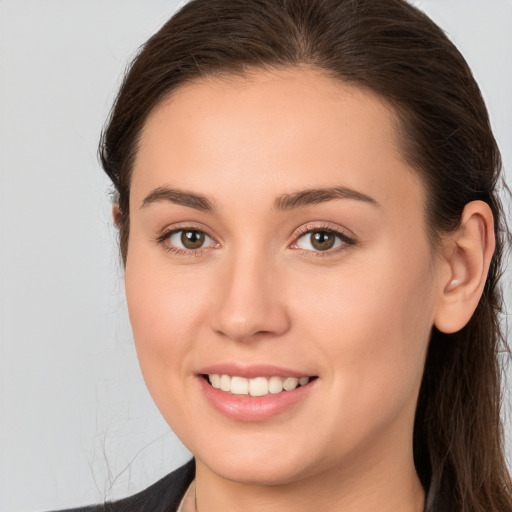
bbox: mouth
[202,374,317,397]
[198,367,319,421]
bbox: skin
[123,67,494,512]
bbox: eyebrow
[140,185,380,212]
[140,187,215,211]
[274,187,380,210]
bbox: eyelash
[155,225,217,256]
[290,223,357,257]
[155,223,356,257]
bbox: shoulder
[51,459,195,512]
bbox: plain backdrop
[0,1,511,511]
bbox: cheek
[294,244,436,422]
[124,242,211,396]
[124,255,218,444]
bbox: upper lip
[197,363,315,379]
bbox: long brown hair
[99,0,512,510]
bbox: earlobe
[434,201,495,334]
[112,203,122,227]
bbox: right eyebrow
[140,186,215,212]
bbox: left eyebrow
[274,186,381,211]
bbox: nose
[209,250,291,343]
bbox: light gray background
[0,1,511,511]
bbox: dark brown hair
[99,0,512,510]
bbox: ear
[434,200,495,334]
[112,203,122,227]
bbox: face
[125,68,443,486]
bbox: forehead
[132,67,424,217]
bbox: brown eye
[310,231,335,251]
[181,230,205,249]
[293,228,353,253]
[166,229,214,251]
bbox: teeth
[283,377,299,391]
[220,374,231,392]
[207,374,311,396]
[210,374,221,389]
[249,377,268,397]
[268,376,283,394]
[231,376,249,395]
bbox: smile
[207,374,312,396]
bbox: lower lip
[198,377,316,422]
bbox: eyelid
[290,222,357,254]
[293,221,355,238]
[156,221,213,238]
[153,221,356,256]
[155,222,219,254]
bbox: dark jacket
[52,459,195,512]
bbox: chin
[191,431,323,486]
[205,455,311,486]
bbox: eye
[291,228,355,253]
[158,228,217,253]
[170,229,209,249]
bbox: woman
[63,0,512,510]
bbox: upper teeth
[208,374,310,396]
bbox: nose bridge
[210,243,290,342]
